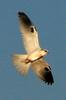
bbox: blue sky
[0,0,66,100]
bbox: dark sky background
[0,0,66,100]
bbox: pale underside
[12,12,54,85]
[18,12,41,54]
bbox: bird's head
[40,49,48,57]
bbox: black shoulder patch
[30,27,34,33]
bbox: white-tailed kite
[13,12,54,85]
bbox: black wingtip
[18,11,26,17]
[42,68,54,85]
[18,11,32,27]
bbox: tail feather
[12,54,31,75]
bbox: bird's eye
[45,50,47,52]
[30,27,34,33]
[44,50,48,52]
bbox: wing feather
[18,12,40,54]
[32,58,54,85]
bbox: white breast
[27,50,46,61]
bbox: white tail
[12,54,31,75]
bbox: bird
[13,11,54,85]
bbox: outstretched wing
[18,12,40,54]
[32,59,54,85]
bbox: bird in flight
[13,11,54,85]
